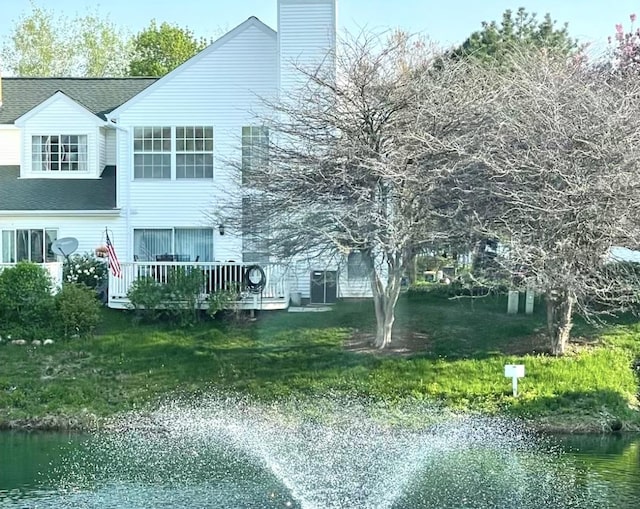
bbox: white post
[525,288,535,314]
[504,364,525,397]
[507,290,519,314]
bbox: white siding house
[0,0,371,309]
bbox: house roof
[0,166,117,211]
[0,77,157,124]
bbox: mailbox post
[504,364,525,397]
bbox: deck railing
[108,261,289,310]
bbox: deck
[108,261,290,311]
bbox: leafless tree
[235,32,478,349]
[444,50,640,355]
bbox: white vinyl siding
[278,0,336,95]
[105,128,117,166]
[115,21,277,263]
[0,127,21,165]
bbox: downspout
[105,116,131,261]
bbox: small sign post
[504,364,525,397]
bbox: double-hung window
[242,196,270,263]
[1,229,58,263]
[242,126,269,184]
[133,127,171,179]
[347,251,369,280]
[133,126,214,179]
[176,126,214,179]
[32,135,87,172]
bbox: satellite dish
[51,237,79,259]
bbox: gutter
[0,209,121,217]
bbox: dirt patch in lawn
[344,330,433,357]
[345,329,599,357]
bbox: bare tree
[447,50,640,355]
[235,32,475,348]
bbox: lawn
[1,293,639,432]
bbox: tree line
[0,3,211,77]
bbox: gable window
[1,229,58,263]
[176,126,214,179]
[32,135,87,172]
[242,126,269,184]
[133,127,171,179]
[133,228,213,262]
[347,251,369,281]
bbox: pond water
[1,399,639,508]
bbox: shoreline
[2,412,638,434]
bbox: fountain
[8,395,616,508]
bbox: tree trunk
[546,289,574,356]
[370,264,403,349]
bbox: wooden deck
[108,261,290,310]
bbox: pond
[1,399,639,508]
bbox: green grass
[0,294,639,431]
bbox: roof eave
[0,209,121,217]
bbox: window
[176,126,214,179]
[242,126,269,184]
[347,251,369,280]
[32,135,87,172]
[134,228,213,262]
[133,126,214,179]
[1,229,58,263]
[242,196,270,263]
[133,127,171,179]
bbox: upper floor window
[32,135,87,172]
[242,126,269,184]
[133,126,214,180]
[133,127,171,179]
[176,126,214,179]
[347,251,369,280]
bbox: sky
[0,0,638,57]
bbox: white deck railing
[0,262,63,290]
[108,261,289,310]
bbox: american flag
[105,231,122,278]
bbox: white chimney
[277,0,336,96]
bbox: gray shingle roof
[0,77,157,124]
[0,166,117,211]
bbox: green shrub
[55,283,102,337]
[126,277,165,323]
[206,289,236,319]
[127,268,206,325]
[0,262,55,338]
[63,253,108,290]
